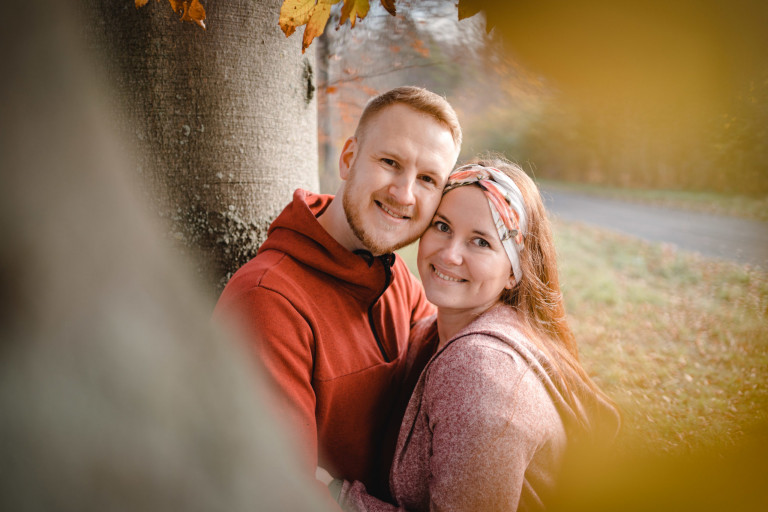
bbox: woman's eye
[435,221,450,233]
[473,238,490,248]
[382,158,397,167]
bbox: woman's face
[417,185,514,315]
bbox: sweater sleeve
[215,285,338,507]
[424,340,551,512]
[337,479,406,511]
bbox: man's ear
[339,137,357,181]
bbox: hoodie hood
[258,189,394,302]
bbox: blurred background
[317,0,768,473]
[318,0,768,197]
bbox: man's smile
[376,200,410,220]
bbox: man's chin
[366,234,420,256]
[346,212,422,255]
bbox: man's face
[340,104,458,255]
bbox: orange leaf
[180,0,206,29]
[326,86,338,94]
[380,0,395,16]
[134,0,205,29]
[279,0,317,37]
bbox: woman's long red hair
[470,156,616,424]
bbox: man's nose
[388,175,416,206]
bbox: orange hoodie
[214,189,434,501]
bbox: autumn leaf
[339,0,369,29]
[279,0,319,37]
[380,0,396,16]
[134,0,206,30]
[303,1,339,52]
[279,0,396,52]
[180,0,206,29]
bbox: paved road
[541,189,768,269]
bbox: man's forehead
[357,103,456,149]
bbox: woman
[330,158,620,511]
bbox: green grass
[555,220,768,454]
[540,180,768,223]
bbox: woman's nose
[437,240,463,266]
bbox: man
[214,86,461,504]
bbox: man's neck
[316,195,366,254]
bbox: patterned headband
[444,164,527,284]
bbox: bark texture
[85,0,319,293]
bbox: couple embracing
[214,87,620,511]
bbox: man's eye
[419,175,435,184]
[382,158,397,167]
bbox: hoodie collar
[259,189,396,301]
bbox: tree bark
[84,0,318,294]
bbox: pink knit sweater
[338,305,620,511]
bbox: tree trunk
[84,0,318,294]
[1,2,331,509]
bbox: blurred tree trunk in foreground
[0,2,330,511]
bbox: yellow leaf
[339,0,370,28]
[279,0,319,37]
[302,1,334,53]
[168,0,182,13]
[135,0,149,8]
[280,0,383,51]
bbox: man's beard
[342,188,419,256]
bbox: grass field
[398,219,768,456]
[555,220,768,455]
